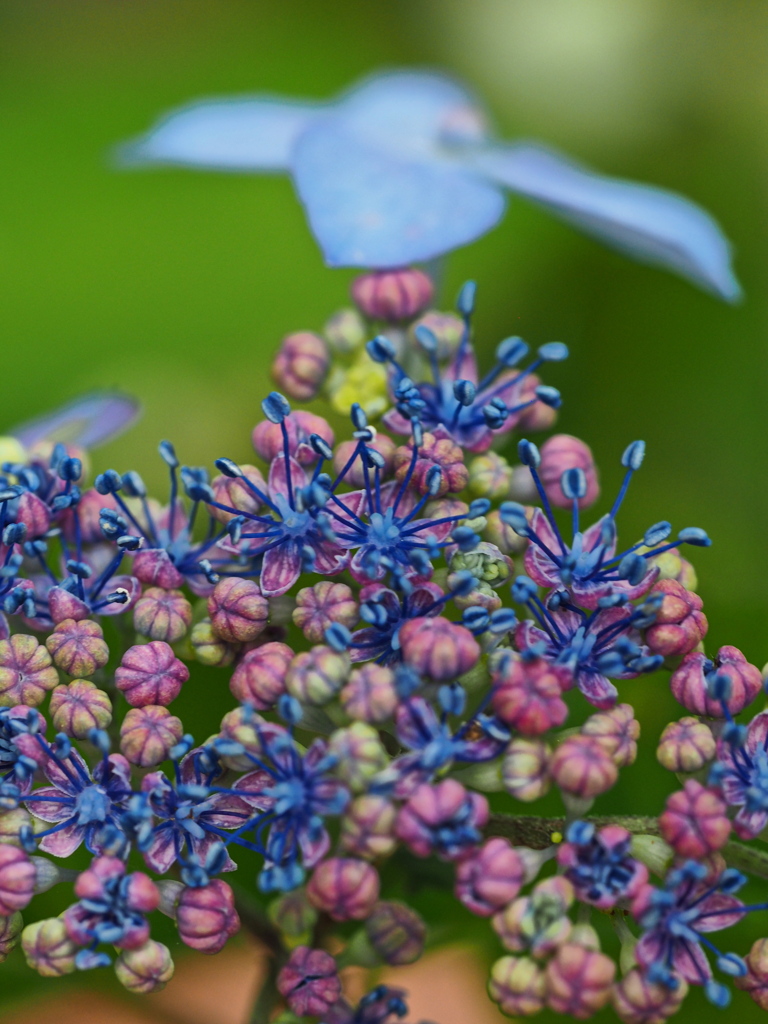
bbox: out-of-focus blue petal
[477,143,741,301]
[117,98,321,171]
[291,120,505,268]
[12,393,141,449]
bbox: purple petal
[577,670,618,709]
[38,821,85,857]
[12,393,140,450]
[260,541,302,597]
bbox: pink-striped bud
[49,679,113,739]
[45,618,109,678]
[539,435,599,510]
[341,663,398,723]
[133,588,192,643]
[333,436,396,487]
[0,635,58,707]
[659,779,731,859]
[115,940,175,993]
[645,579,707,658]
[115,641,189,707]
[352,269,433,322]
[21,918,78,976]
[656,717,715,773]
[489,956,546,1016]
[16,492,51,538]
[272,331,330,401]
[253,411,334,466]
[613,968,688,1023]
[286,646,350,706]
[307,858,380,922]
[455,838,525,916]
[208,464,266,524]
[394,431,468,497]
[293,581,359,643]
[120,706,184,767]
[550,736,618,799]
[341,795,398,860]
[230,641,292,709]
[670,646,761,717]
[545,943,615,1018]
[399,617,479,681]
[581,703,640,767]
[208,577,268,644]
[502,738,552,802]
[492,653,569,736]
[366,901,426,966]
[176,880,240,954]
[277,946,341,1017]
[0,846,35,916]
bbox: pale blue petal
[117,98,321,171]
[12,393,141,449]
[477,144,741,301]
[291,120,505,268]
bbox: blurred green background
[3,0,768,1020]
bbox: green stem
[250,955,283,1024]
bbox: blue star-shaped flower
[120,69,739,299]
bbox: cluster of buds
[0,271,764,1024]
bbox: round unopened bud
[449,542,513,613]
[120,706,184,767]
[269,889,318,941]
[45,618,109,678]
[545,943,615,1018]
[581,703,640,767]
[217,707,284,770]
[646,545,698,591]
[253,410,334,466]
[329,724,387,792]
[399,617,479,681]
[115,641,189,707]
[492,877,574,957]
[0,809,32,847]
[230,641,292,709]
[0,910,22,962]
[410,310,463,358]
[133,588,193,643]
[293,581,358,643]
[115,940,175,993]
[550,736,618,799]
[177,880,240,954]
[539,435,599,510]
[286,646,350,706]
[0,635,59,707]
[394,432,468,497]
[272,331,330,401]
[208,577,268,644]
[492,654,569,736]
[502,738,552,802]
[49,679,113,739]
[21,917,78,976]
[277,946,341,1017]
[736,937,768,1010]
[16,491,51,538]
[365,901,426,966]
[671,646,761,717]
[208,464,266,524]
[613,967,688,1024]
[455,838,526,917]
[489,955,546,1016]
[659,779,731,859]
[190,620,237,667]
[341,795,398,860]
[352,269,433,322]
[307,858,380,922]
[484,507,530,556]
[645,579,707,658]
[657,717,715,773]
[0,846,35,916]
[332,435,396,487]
[469,452,513,500]
[325,308,366,353]
[341,663,398,723]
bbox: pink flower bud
[493,877,574,956]
[491,653,569,736]
[0,846,35,916]
[612,968,688,1023]
[45,618,109,678]
[396,780,488,862]
[645,579,707,657]
[61,489,118,544]
[550,735,618,799]
[0,910,22,963]
[545,943,615,1018]
[115,641,189,707]
[581,703,640,767]
[49,679,113,739]
[293,581,359,643]
[277,946,341,1017]
[341,663,398,723]
[516,373,558,433]
[659,779,731,859]
[115,940,175,993]
[176,880,240,954]
[351,268,433,322]
[120,705,184,767]
[208,577,269,644]
[539,435,599,510]
[0,635,58,707]
[132,548,185,590]
[394,431,469,497]
[272,331,330,401]
[455,838,525,916]
[21,917,78,976]
[133,588,193,643]
[670,645,761,717]
[286,645,350,705]
[229,641,292,709]
[16,491,51,538]
[365,901,426,966]
[190,620,237,667]
[736,937,768,1010]
[399,617,480,681]
[410,311,464,358]
[488,955,546,1016]
[333,436,396,487]
[341,794,398,860]
[217,707,285,771]
[657,716,715,773]
[307,858,380,921]
[207,463,266,524]
[502,738,552,802]
[252,411,334,466]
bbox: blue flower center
[75,784,111,826]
